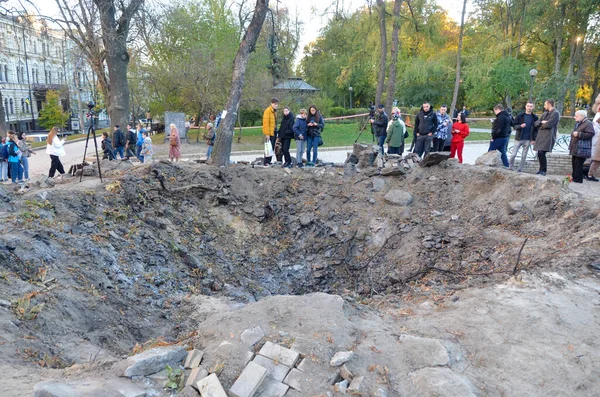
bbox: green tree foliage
[38,90,68,130]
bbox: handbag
[576,139,592,158]
[264,138,274,157]
[404,130,409,139]
[169,135,178,146]
[275,138,282,156]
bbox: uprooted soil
[0,159,599,395]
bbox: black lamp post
[529,69,538,102]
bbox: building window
[21,98,24,112]
[3,65,7,82]
[9,98,14,114]
[3,99,7,116]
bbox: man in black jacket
[370,104,388,155]
[413,101,438,158]
[509,101,538,172]
[488,104,512,167]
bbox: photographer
[370,104,388,155]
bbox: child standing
[141,131,154,163]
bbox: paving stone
[410,367,476,397]
[348,375,364,394]
[245,351,255,365]
[283,368,305,392]
[398,334,449,369]
[196,373,228,397]
[115,345,187,377]
[186,367,209,388]
[184,349,204,369]
[372,177,385,191]
[258,341,300,367]
[289,337,319,358]
[329,351,354,366]
[255,378,290,397]
[334,380,349,393]
[229,361,268,397]
[339,364,353,382]
[253,354,291,382]
[241,326,265,348]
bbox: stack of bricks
[518,153,572,175]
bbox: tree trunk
[95,0,142,128]
[375,0,387,107]
[211,0,269,167]
[385,0,401,115]
[553,4,566,75]
[450,0,467,120]
[590,50,600,117]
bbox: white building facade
[0,14,99,133]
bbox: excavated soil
[0,159,599,395]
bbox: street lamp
[529,69,538,102]
[349,86,353,109]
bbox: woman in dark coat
[533,99,560,175]
[278,107,295,168]
[569,110,595,183]
[306,105,324,166]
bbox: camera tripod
[79,109,103,182]
[354,114,376,143]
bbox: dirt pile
[0,160,598,395]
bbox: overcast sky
[7,0,474,60]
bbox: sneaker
[297,163,304,168]
[536,171,546,176]
[306,162,314,167]
[587,175,599,182]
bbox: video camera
[86,101,96,119]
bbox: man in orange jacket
[263,97,279,165]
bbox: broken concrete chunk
[229,361,268,397]
[329,351,354,367]
[186,367,209,388]
[108,379,147,397]
[410,367,476,397]
[245,351,255,365]
[179,385,201,397]
[380,166,407,176]
[507,201,524,215]
[184,349,204,369]
[33,379,137,397]
[241,326,265,348]
[420,152,450,167]
[116,345,187,377]
[283,368,305,391]
[383,190,414,206]
[348,375,365,394]
[256,378,290,397]
[197,373,228,397]
[335,379,349,393]
[253,354,292,382]
[339,364,353,382]
[372,177,385,192]
[258,341,300,367]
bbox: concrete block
[186,367,209,388]
[258,341,300,367]
[184,349,204,369]
[196,373,228,397]
[398,335,449,369]
[33,380,122,397]
[253,354,291,382]
[241,326,265,348]
[229,361,268,397]
[348,375,364,394]
[245,351,255,365]
[283,368,305,391]
[115,345,187,377]
[256,378,290,397]
[108,379,147,397]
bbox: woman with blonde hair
[168,123,181,162]
[46,127,67,178]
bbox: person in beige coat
[587,94,600,181]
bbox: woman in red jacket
[450,112,470,163]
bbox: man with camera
[370,104,389,155]
[413,101,438,158]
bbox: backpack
[116,130,126,147]
[128,130,136,145]
[0,144,7,160]
[170,134,178,146]
[8,142,19,157]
